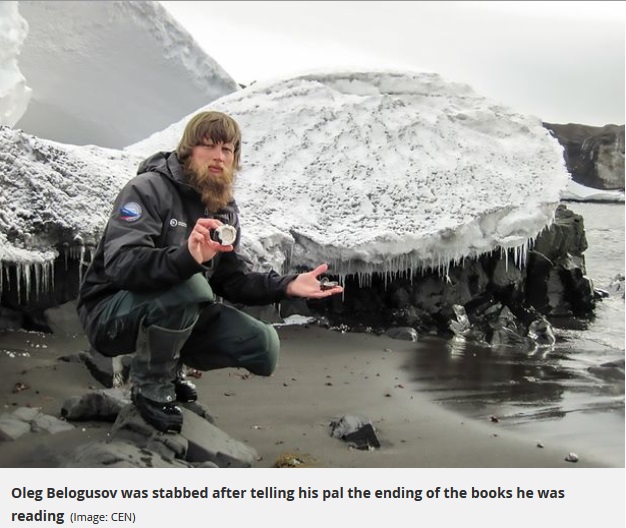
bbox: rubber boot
[173,362,198,403]
[130,321,195,433]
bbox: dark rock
[59,349,131,388]
[109,403,256,468]
[43,300,84,336]
[109,405,189,461]
[61,440,193,468]
[179,401,215,424]
[61,388,130,422]
[330,415,381,450]
[384,327,418,341]
[544,123,625,190]
[280,298,313,318]
[0,306,23,331]
[182,408,257,467]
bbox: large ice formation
[13,0,239,148]
[0,1,32,127]
[129,71,571,281]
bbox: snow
[0,2,31,127]
[13,0,239,148]
[0,125,143,299]
[0,0,619,312]
[561,180,625,203]
[129,70,570,280]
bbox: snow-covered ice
[13,0,239,148]
[2,69,572,298]
[129,70,570,281]
[0,2,31,127]
[562,180,624,203]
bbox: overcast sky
[160,1,624,126]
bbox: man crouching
[77,111,342,433]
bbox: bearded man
[77,111,342,433]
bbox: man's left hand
[286,263,343,298]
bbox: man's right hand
[188,218,234,264]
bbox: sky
[160,0,625,126]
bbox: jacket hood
[137,151,194,191]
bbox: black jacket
[77,151,295,314]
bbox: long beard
[186,160,235,212]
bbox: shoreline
[1,323,621,468]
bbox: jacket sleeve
[103,175,204,291]
[210,251,297,305]
[208,210,297,305]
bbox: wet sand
[0,322,620,468]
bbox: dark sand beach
[0,321,621,468]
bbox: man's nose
[213,149,225,162]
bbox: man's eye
[223,147,233,153]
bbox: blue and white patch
[119,202,142,222]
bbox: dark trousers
[81,274,280,376]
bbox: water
[409,202,625,466]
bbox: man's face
[186,139,237,211]
[189,141,235,175]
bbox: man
[77,111,342,433]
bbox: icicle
[79,244,87,284]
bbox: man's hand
[286,263,343,298]
[188,218,234,264]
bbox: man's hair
[176,111,241,169]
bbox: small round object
[210,224,237,245]
[565,452,579,463]
[320,277,339,291]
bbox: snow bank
[561,180,625,203]
[129,70,570,279]
[0,2,31,127]
[13,0,239,148]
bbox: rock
[108,403,256,468]
[0,407,74,440]
[109,404,189,461]
[60,349,131,388]
[544,123,625,190]
[61,388,130,422]
[43,300,84,336]
[11,407,41,421]
[384,327,418,341]
[179,401,215,424]
[31,414,75,434]
[0,415,32,441]
[527,316,556,348]
[280,298,313,318]
[330,415,381,450]
[61,440,193,468]
[181,407,257,467]
[0,306,23,331]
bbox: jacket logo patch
[170,219,187,228]
[120,202,142,222]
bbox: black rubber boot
[129,320,196,433]
[173,361,198,402]
[174,379,198,403]
[132,390,183,433]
